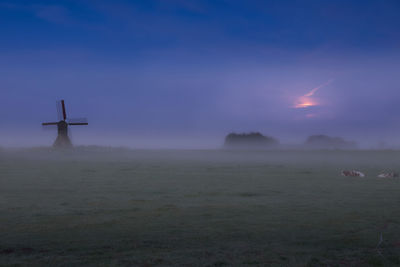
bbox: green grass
[0,149,400,266]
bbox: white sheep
[341,170,365,177]
[377,172,399,178]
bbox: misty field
[1,149,400,266]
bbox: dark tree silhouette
[224,132,279,149]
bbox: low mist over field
[1,0,400,266]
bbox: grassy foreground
[0,148,400,266]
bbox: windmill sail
[56,100,63,121]
[68,117,88,125]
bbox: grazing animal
[341,170,365,177]
[377,172,399,178]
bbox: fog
[2,1,400,149]
[2,51,400,150]
[3,2,400,265]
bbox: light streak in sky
[294,79,333,109]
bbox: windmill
[42,100,88,148]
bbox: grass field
[1,148,400,266]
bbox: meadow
[0,148,400,266]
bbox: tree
[224,132,279,150]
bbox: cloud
[0,2,73,25]
[33,4,72,25]
[156,0,208,14]
[294,79,334,109]
[304,79,334,97]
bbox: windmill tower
[42,100,88,148]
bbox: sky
[1,0,400,148]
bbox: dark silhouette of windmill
[42,100,88,148]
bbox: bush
[224,132,279,150]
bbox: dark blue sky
[1,0,400,148]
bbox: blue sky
[1,0,400,148]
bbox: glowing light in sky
[294,98,317,108]
[294,79,333,108]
